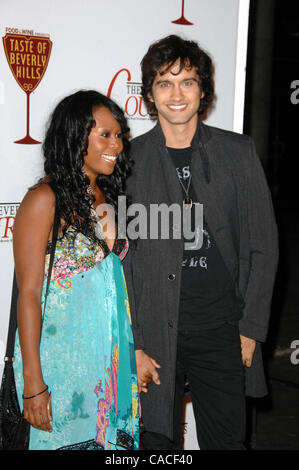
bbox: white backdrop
[0,0,250,450]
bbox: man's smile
[167,104,188,111]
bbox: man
[123,35,278,450]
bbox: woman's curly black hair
[141,35,214,117]
[41,90,132,240]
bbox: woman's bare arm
[13,184,55,431]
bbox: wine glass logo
[172,0,194,25]
[2,33,52,144]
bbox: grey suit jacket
[123,120,279,439]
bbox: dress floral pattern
[13,229,139,450]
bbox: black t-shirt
[167,146,242,330]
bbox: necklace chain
[87,185,96,197]
[90,206,103,240]
[87,186,103,239]
[178,173,193,208]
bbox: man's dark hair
[141,35,214,117]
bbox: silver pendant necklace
[178,174,193,209]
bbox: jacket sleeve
[238,139,279,342]
[123,249,145,350]
[123,156,145,351]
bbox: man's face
[148,59,204,128]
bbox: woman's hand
[23,382,53,432]
[135,349,161,393]
[240,334,256,368]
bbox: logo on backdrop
[107,68,150,122]
[172,0,194,25]
[2,27,52,144]
[0,203,20,243]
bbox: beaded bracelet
[22,385,49,400]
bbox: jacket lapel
[191,143,225,237]
[149,122,183,206]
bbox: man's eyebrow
[154,79,170,85]
[155,77,199,85]
[181,77,199,82]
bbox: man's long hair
[41,90,131,240]
[141,35,214,117]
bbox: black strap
[4,271,19,360]
[4,205,59,360]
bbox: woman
[12,90,139,450]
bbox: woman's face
[83,106,123,179]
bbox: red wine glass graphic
[2,34,52,144]
[172,0,194,25]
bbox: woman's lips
[101,154,118,164]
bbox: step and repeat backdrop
[0,0,249,449]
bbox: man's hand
[240,334,256,368]
[135,350,161,393]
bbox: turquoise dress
[13,229,139,450]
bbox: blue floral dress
[13,229,139,450]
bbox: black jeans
[141,323,246,450]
